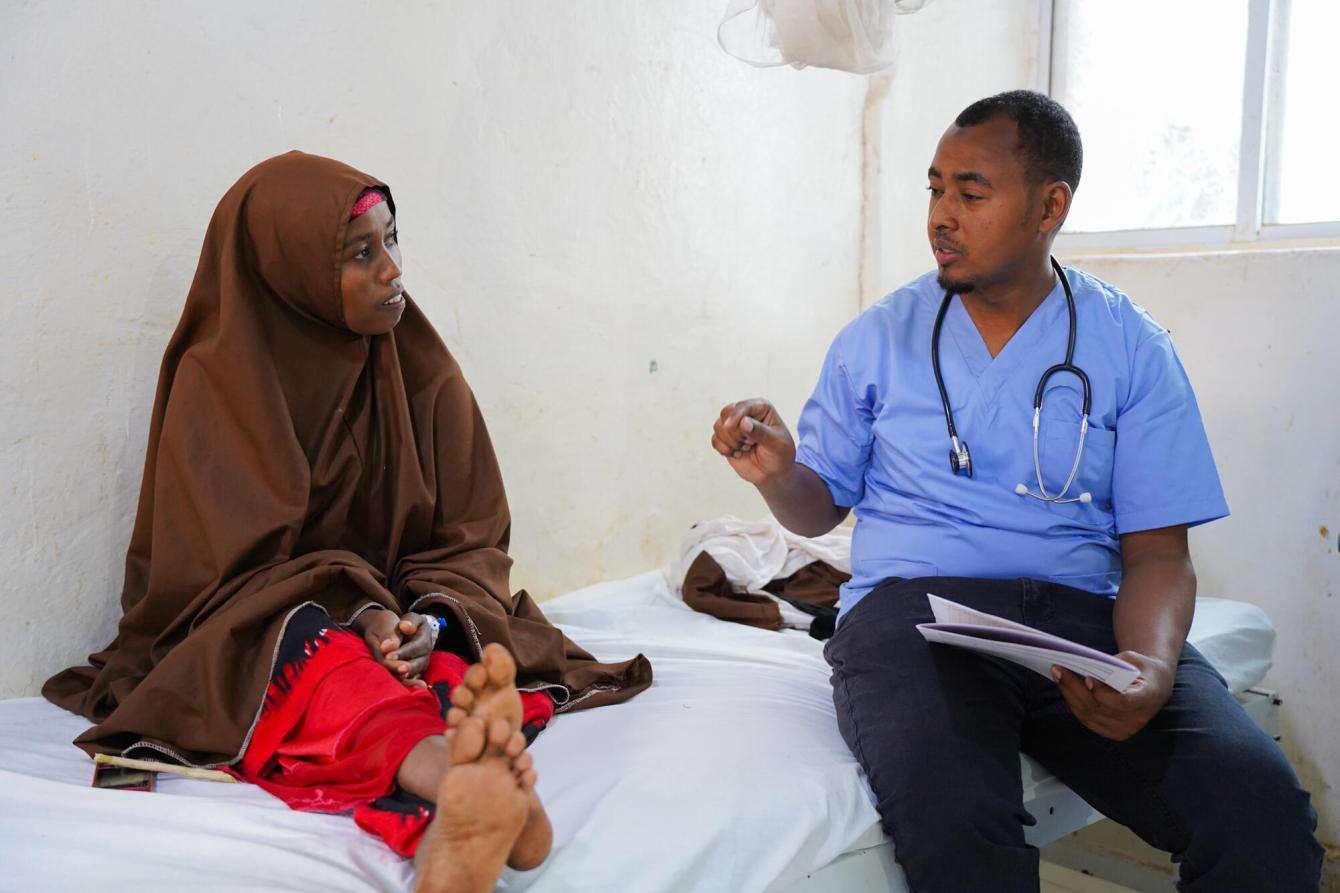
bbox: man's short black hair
[955,90,1083,192]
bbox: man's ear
[1038,180,1073,237]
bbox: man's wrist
[1148,655,1177,690]
[755,462,801,499]
[1123,650,1176,695]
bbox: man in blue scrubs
[711,91,1322,890]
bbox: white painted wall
[871,0,1045,303]
[0,1,866,700]
[872,0,1340,859]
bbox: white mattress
[0,572,1274,892]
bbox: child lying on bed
[43,151,651,892]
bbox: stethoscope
[931,256,1093,505]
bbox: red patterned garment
[231,605,554,856]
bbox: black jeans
[825,577,1323,892]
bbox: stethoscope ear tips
[1014,483,1028,495]
[1078,492,1093,504]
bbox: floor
[1041,862,1138,893]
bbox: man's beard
[936,273,976,294]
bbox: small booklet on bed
[916,594,1140,692]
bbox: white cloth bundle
[668,515,852,629]
[717,0,935,74]
[669,514,851,609]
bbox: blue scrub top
[795,267,1229,619]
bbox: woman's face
[340,201,405,334]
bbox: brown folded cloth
[682,552,786,631]
[681,552,848,638]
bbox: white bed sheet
[0,572,1275,892]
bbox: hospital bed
[0,571,1277,892]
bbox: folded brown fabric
[681,551,849,639]
[682,552,784,631]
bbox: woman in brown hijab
[43,151,651,887]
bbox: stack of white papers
[916,594,1140,692]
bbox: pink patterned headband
[349,189,387,220]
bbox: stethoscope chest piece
[948,437,972,478]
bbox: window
[1268,0,1340,225]
[1043,0,1340,246]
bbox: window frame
[1040,0,1340,251]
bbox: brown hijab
[44,151,651,766]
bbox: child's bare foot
[484,743,551,871]
[472,718,552,871]
[446,643,523,736]
[444,645,551,871]
[413,717,528,893]
[508,786,553,871]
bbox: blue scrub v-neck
[944,278,1066,409]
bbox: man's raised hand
[711,399,796,486]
